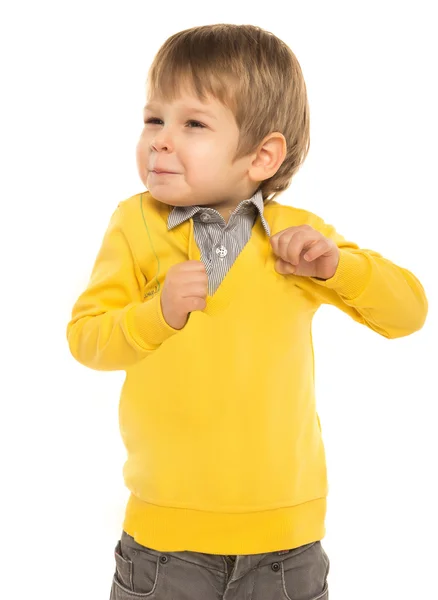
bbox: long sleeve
[66,204,180,371]
[306,215,428,339]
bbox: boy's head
[136,24,310,215]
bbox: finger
[270,226,303,253]
[284,230,319,265]
[276,229,303,263]
[276,257,296,274]
[303,239,330,262]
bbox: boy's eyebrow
[143,103,218,120]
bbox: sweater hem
[121,492,327,554]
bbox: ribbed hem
[122,493,327,554]
[309,248,371,299]
[125,293,181,350]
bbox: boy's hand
[270,225,340,280]
[160,260,208,330]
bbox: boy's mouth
[151,169,179,175]
[151,171,178,177]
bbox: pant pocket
[110,537,160,599]
[281,541,329,600]
[113,539,134,591]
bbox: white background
[1,1,436,598]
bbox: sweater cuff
[125,292,181,349]
[309,248,371,299]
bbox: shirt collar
[167,188,271,237]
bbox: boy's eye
[144,118,205,129]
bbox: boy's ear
[248,132,287,183]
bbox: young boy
[66,24,428,600]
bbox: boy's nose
[151,137,172,152]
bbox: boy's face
[136,86,260,217]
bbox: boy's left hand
[270,225,340,280]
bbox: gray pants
[110,529,330,599]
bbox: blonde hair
[146,24,310,203]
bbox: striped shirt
[167,188,271,295]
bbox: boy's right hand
[160,260,208,330]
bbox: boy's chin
[148,190,188,207]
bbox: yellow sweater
[66,191,428,554]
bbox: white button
[215,245,228,258]
[201,213,211,221]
